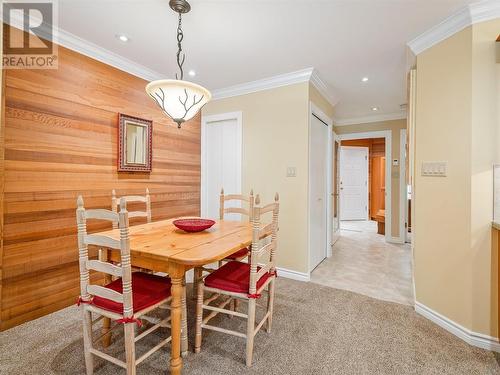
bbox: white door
[202,113,242,220]
[309,115,328,271]
[340,146,368,220]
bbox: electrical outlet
[286,167,296,177]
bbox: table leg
[169,264,185,375]
[181,276,188,357]
[100,249,112,347]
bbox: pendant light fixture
[146,0,211,128]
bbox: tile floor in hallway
[311,220,414,305]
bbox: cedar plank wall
[0,45,201,330]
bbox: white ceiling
[58,0,476,122]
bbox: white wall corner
[415,301,500,353]
[407,0,500,56]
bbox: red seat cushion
[204,261,272,294]
[92,272,171,314]
[224,247,249,260]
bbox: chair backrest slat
[86,260,123,277]
[112,188,151,228]
[224,194,250,202]
[77,195,133,318]
[259,222,275,238]
[121,195,147,203]
[87,285,124,303]
[128,211,148,218]
[85,209,119,222]
[219,188,254,221]
[224,207,250,216]
[84,234,120,249]
[258,203,277,215]
[249,193,279,294]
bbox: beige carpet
[0,278,498,375]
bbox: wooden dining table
[96,218,253,374]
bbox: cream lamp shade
[146,79,211,128]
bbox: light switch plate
[286,167,296,177]
[421,161,447,177]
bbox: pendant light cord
[175,12,185,80]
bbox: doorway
[311,129,414,306]
[339,146,369,221]
[340,137,386,236]
[201,112,242,219]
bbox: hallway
[311,221,414,305]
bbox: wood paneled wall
[341,138,385,219]
[0,46,201,330]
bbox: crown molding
[212,68,339,107]
[6,10,338,106]
[310,69,340,106]
[58,29,163,82]
[5,12,163,82]
[408,0,500,55]
[212,68,313,100]
[333,111,407,126]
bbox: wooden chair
[194,193,279,367]
[193,189,254,301]
[76,196,184,375]
[218,188,254,262]
[111,188,151,228]
[109,189,152,273]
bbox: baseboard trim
[415,301,500,352]
[276,267,310,282]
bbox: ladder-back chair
[111,188,151,228]
[193,188,255,301]
[219,187,254,261]
[109,189,152,273]
[76,196,180,375]
[194,193,279,367]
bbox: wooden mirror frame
[118,113,153,172]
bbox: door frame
[338,130,392,242]
[200,111,243,218]
[331,131,341,246]
[339,145,370,221]
[400,128,408,244]
[308,102,333,272]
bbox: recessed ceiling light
[372,107,379,111]
[362,77,369,82]
[116,34,129,42]
[188,70,196,77]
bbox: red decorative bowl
[173,218,216,233]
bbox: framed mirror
[118,114,153,172]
